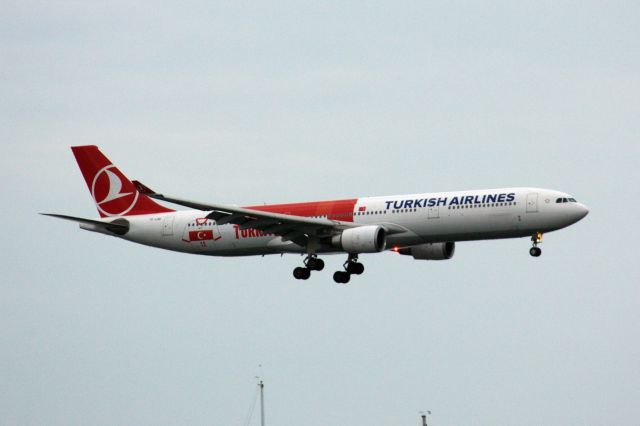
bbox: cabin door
[428,205,439,219]
[526,193,538,213]
[162,215,175,236]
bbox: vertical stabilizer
[71,145,174,217]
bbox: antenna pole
[259,380,265,426]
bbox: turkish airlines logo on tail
[91,165,139,216]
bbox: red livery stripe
[246,199,359,222]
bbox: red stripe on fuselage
[246,199,358,222]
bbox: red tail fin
[71,145,174,217]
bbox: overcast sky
[2,1,639,425]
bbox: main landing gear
[333,254,365,284]
[529,232,543,257]
[292,255,325,280]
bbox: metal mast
[420,410,431,426]
[259,380,265,426]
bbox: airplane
[43,146,589,283]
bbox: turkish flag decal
[189,230,214,241]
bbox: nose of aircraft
[574,203,590,221]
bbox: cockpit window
[556,197,578,203]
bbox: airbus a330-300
[44,146,589,283]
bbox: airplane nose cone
[575,203,589,220]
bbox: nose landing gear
[333,254,365,284]
[529,232,543,257]
[292,255,325,280]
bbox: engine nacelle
[398,242,455,260]
[332,226,387,253]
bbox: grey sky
[2,1,639,425]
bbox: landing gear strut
[333,254,365,284]
[292,255,325,280]
[529,232,543,257]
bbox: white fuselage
[83,187,588,257]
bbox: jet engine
[398,242,455,260]
[332,226,387,253]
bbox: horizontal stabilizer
[40,213,129,235]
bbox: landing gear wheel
[333,271,350,284]
[529,247,542,257]
[306,258,325,271]
[346,262,364,275]
[293,267,311,280]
